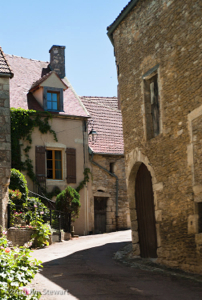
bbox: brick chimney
[49,45,66,79]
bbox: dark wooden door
[94,197,107,233]
[135,163,157,258]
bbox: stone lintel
[93,192,110,197]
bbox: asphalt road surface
[30,230,202,300]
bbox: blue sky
[1,0,128,97]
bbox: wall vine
[76,168,92,193]
[10,108,91,200]
[11,108,57,187]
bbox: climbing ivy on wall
[10,108,91,200]
[76,168,92,193]
[10,108,57,185]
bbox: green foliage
[10,108,91,197]
[0,231,42,299]
[8,192,51,248]
[8,166,51,249]
[23,197,49,225]
[76,168,91,193]
[10,108,57,184]
[30,221,51,248]
[9,169,28,203]
[56,186,81,220]
[9,189,22,202]
[56,186,80,231]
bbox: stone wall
[8,228,36,246]
[112,0,202,273]
[90,154,130,232]
[0,77,11,229]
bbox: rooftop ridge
[81,96,117,99]
[6,53,49,64]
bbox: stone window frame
[142,64,163,141]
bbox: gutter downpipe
[90,150,119,231]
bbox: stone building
[5,45,130,235]
[6,46,91,235]
[0,47,13,228]
[107,0,202,273]
[81,96,130,233]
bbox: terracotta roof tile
[0,47,13,77]
[81,96,124,155]
[5,54,89,118]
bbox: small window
[150,74,160,137]
[47,91,59,111]
[43,87,63,112]
[47,150,62,179]
[143,65,160,140]
[110,162,115,173]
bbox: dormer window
[29,71,68,113]
[43,87,63,112]
[47,91,59,111]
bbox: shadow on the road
[41,241,131,299]
[39,240,202,300]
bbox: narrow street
[30,230,202,300]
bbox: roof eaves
[89,147,124,156]
[0,47,14,78]
[107,0,140,45]
[0,72,13,78]
[92,151,124,156]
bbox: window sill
[46,179,65,186]
[45,109,62,113]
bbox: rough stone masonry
[0,47,13,228]
[108,0,202,273]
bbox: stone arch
[97,186,107,193]
[126,148,163,255]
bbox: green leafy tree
[55,186,81,232]
[9,169,28,203]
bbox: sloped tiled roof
[0,47,13,77]
[81,96,124,155]
[5,54,89,118]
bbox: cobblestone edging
[114,243,202,284]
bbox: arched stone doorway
[135,163,157,258]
